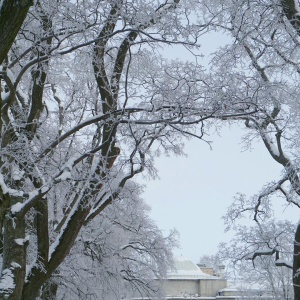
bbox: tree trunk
[22,204,90,299]
[0,0,33,64]
[281,0,300,36]
[1,197,27,300]
[40,277,58,300]
[294,223,300,300]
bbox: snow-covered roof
[167,257,218,280]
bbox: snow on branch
[0,173,24,197]
[246,247,292,269]
[275,259,293,269]
[10,186,49,216]
[246,247,279,261]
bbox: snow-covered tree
[0,0,253,299]
[54,183,177,300]
[199,0,300,298]
[218,219,295,299]
[198,254,224,277]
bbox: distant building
[162,257,227,299]
[133,258,283,299]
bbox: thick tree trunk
[0,0,33,64]
[40,278,58,300]
[1,197,26,300]
[281,0,300,37]
[22,204,90,299]
[294,223,300,300]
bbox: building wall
[199,279,227,297]
[162,278,227,298]
[162,279,199,297]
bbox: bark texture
[294,224,300,300]
[0,0,32,64]
[1,197,26,300]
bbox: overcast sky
[138,124,299,263]
[135,30,300,264]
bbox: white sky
[138,124,299,263]
[137,30,300,264]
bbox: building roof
[167,257,218,280]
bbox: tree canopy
[0,0,248,298]
[2,0,300,299]
[201,0,300,298]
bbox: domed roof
[167,257,213,279]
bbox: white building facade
[133,258,279,300]
[162,258,227,299]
